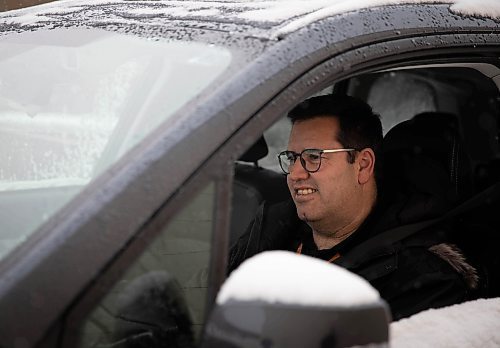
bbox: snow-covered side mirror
[202,251,390,348]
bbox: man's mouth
[295,188,318,196]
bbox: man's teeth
[297,189,317,195]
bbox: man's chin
[296,209,317,222]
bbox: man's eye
[305,153,321,161]
[285,153,296,161]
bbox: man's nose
[288,160,309,181]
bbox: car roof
[1,0,500,41]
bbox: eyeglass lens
[279,149,322,174]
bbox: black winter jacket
[228,198,479,321]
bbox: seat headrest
[238,136,269,163]
[384,112,462,171]
[383,112,473,222]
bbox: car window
[259,87,334,173]
[0,29,231,262]
[347,68,500,140]
[71,182,216,347]
[259,117,292,173]
[349,71,438,134]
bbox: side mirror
[202,251,390,348]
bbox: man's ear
[357,148,375,185]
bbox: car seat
[382,111,474,225]
[382,112,500,297]
[231,136,289,245]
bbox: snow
[263,0,499,38]
[0,178,87,191]
[450,0,500,19]
[270,0,452,37]
[239,0,452,22]
[125,6,222,18]
[1,0,499,39]
[217,250,380,306]
[390,297,500,347]
[235,0,500,24]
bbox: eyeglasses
[277,148,356,174]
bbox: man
[228,94,479,320]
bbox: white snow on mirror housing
[202,251,391,348]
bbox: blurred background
[1,0,55,11]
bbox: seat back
[231,137,289,245]
[382,112,474,224]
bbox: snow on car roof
[0,0,499,40]
[217,251,381,307]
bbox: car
[1,0,500,347]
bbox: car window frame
[1,6,499,347]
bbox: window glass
[0,29,231,262]
[349,72,437,134]
[74,182,215,347]
[260,117,292,173]
[348,68,500,162]
[259,87,332,173]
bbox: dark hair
[288,94,383,171]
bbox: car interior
[231,64,500,299]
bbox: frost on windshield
[0,31,147,190]
[0,63,136,190]
[0,28,231,261]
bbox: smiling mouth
[295,188,317,196]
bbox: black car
[0,1,499,347]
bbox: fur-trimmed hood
[429,243,479,290]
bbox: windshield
[0,28,232,261]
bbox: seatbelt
[338,181,500,268]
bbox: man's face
[286,116,361,227]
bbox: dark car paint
[0,2,499,347]
[203,301,390,348]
